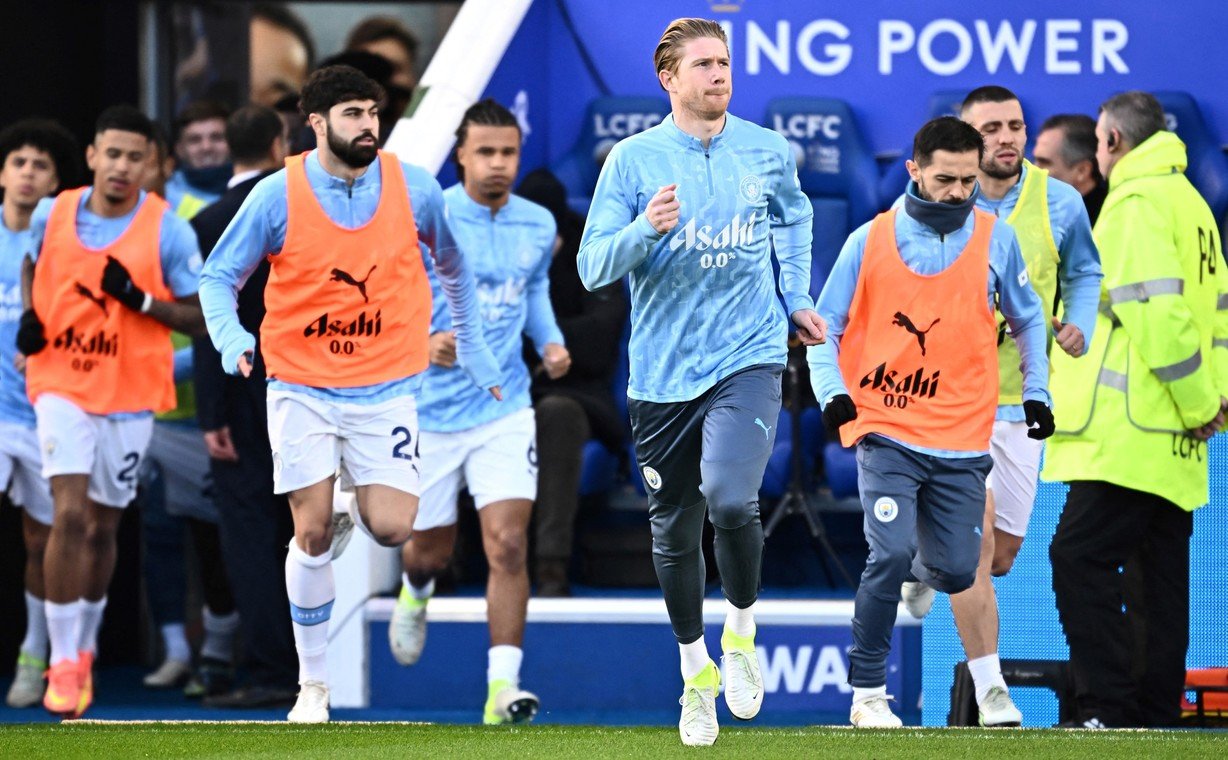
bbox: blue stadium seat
[822,441,858,500]
[765,97,880,297]
[550,96,670,217]
[1153,92,1228,222]
[578,440,619,497]
[877,89,968,210]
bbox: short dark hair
[961,85,1019,115]
[1039,113,1102,179]
[0,118,82,192]
[1100,90,1167,150]
[913,116,985,167]
[94,104,157,143]
[345,16,420,67]
[225,105,284,164]
[252,3,315,69]
[298,65,386,117]
[174,100,231,144]
[453,98,520,181]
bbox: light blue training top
[578,112,814,403]
[417,184,562,432]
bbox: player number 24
[391,426,417,461]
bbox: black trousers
[210,389,297,690]
[1050,480,1193,727]
[532,395,591,564]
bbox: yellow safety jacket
[157,199,204,423]
[1043,131,1228,510]
[996,160,1060,404]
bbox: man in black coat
[517,170,629,596]
[190,105,298,707]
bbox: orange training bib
[261,151,432,387]
[27,188,176,415]
[838,208,998,451]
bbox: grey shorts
[628,364,783,508]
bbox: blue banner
[482,0,1228,170]
[369,618,921,725]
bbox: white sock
[78,597,108,655]
[200,608,240,663]
[679,636,710,681]
[286,540,334,685]
[724,599,756,639]
[853,685,887,703]
[405,573,434,602]
[968,653,1009,705]
[20,592,48,660]
[487,645,523,686]
[160,622,191,663]
[46,600,80,666]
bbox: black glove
[16,309,47,356]
[101,255,146,311]
[1023,399,1055,440]
[823,394,858,433]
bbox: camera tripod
[762,357,858,590]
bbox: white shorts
[34,393,154,508]
[0,421,53,526]
[985,419,1043,538]
[143,422,217,522]
[414,407,537,531]
[267,389,421,496]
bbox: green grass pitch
[0,723,1225,759]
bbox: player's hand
[204,426,239,462]
[791,309,827,346]
[1188,398,1227,441]
[822,394,857,433]
[237,351,253,378]
[1050,317,1085,357]
[15,308,46,356]
[488,386,503,401]
[645,183,680,235]
[1023,399,1055,440]
[429,331,457,368]
[101,255,147,311]
[542,342,571,379]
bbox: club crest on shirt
[642,466,662,490]
[873,496,899,523]
[739,175,763,203]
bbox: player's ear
[905,159,921,184]
[657,67,673,93]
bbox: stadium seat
[578,439,619,497]
[1153,92,1228,222]
[822,441,858,500]
[550,96,670,217]
[877,89,968,210]
[761,406,826,500]
[765,97,880,297]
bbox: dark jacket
[527,209,628,450]
[191,170,276,432]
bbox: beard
[327,125,378,169]
[980,156,1022,181]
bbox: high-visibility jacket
[1043,131,1228,510]
[996,160,1060,404]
